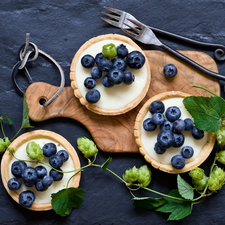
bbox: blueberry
[7,178,21,191]
[157,131,175,149]
[22,167,38,186]
[126,50,145,69]
[173,119,185,133]
[57,150,69,162]
[50,168,64,181]
[181,146,194,158]
[163,64,177,78]
[49,154,63,169]
[102,75,114,88]
[143,118,157,131]
[81,54,95,68]
[35,179,48,191]
[35,165,47,179]
[160,120,174,132]
[84,77,96,89]
[42,143,57,157]
[95,53,104,65]
[152,113,165,126]
[85,89,101,103]
[184,118,194,131]
[123,71,135,85]
[91,66,102,79]
[112,58,127,71]
[192,126,204,139]
[19,191,35,208]
[149,101,165,114]
[165,106,181,122]
[11,161,27,178]
[97,59,113,72]
[24,182,35,187]
[171,155,185,169]
[107,68,124,85]
[154,143,166,154]
[117,44,128,58]
[42,175,54,187]
[173,133,185,147]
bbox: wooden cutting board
[25,50,220,153]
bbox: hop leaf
[77,137,98,158]
[26,141,43,161]
[138,165,152,187]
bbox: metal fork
[122,19,225,81]
[101,7,225,62]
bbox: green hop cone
[0,137,11,153]
[189,167,205,180]
[192,176,208,191]
[122,166,139,186]
[208,174,221,191]
[212,167,225,184]
[137,165,152,187]
[77,137,98,158]
[216,126,225,147]
[26,141,43,161]
[216,150,225,164]
[102,43,117,59]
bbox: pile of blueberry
[143,100,204,169]
[7,142,69,208]
[81,44,145,104]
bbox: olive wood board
[25,50,220,153]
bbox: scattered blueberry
[143,118,157,132]
[154,143,166,154]
[97,59,113,72]
[192,126,204,139]
[160,120,174,133]
[42,143,57,157]
[181,146,194,158]
[22,167,38,186]
[173,119,185,133]
[173,133,185,147]
[57,150,69,162]
[91,66,102,79]
[35,179,48,191]
[149,101,165,114]
[163,64,177,78]
[123,71,135,85]
[152,113,165,126]
[7,178,21,191]
[102,75,114,88]
[126,50,145,69]
[84,77,96,89]
[107,68,124,85]
[95,53,104,65]
[171,155,185,169]
[85,89,101,103]
[42,175,54,187]
[184,118,194,131]
[11,161,27,178]
[24,182,35,187]
[165,106,181,122]
[112,58,127,71]
[157,131,175,149]
[50,168,64,181]
[19,191,35,208]
[117,44,128,58]
[49,154,63,169]
[81,54,95,68]
[35,165,47,179]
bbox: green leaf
[132,197,167,209]
[183,96,225,132]
[101,157,112,171]
[177,174,194,200]
[156,189,193,221]
[21,95,33,129]
[51,187,85,217]
[5,114,13,125]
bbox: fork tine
[102,12,120,21]
[121,29,138,39]
[123,23,140,33]
[127,19,143,28]
[101,17,120,27]
[103,6,122,16]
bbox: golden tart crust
[70,33,151,116]
[134,91,216,174]
[1,130,81,211]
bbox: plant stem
[0,120,6,138]
[10,127,22,142]
[191,85,220,97]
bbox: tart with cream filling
[70,33,151,116]
[1,130,81,211]
[134,91,216,173]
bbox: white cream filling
[76,40,148,110]
[9,138,75,204]
[141,97,208,164]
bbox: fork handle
[148,25,225,61]
[160,43,225,81]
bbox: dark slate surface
[0,0,225,224]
